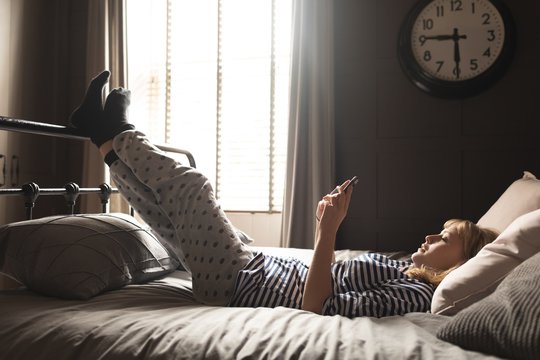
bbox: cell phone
[331,176,359,194]
[343,175,359,192]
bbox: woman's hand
[316,179,353,234]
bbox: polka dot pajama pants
[108,130,254,306]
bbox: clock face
[411,0,505,82]
[398,0,515,98]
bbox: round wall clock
[398,0,516,98]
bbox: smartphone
[331,175,359,194]
[343,175,359,192]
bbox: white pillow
[431,209,540,315]
[477,171,540,233]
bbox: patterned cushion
[0,213,179,299]
[437,251,540,360]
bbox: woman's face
[411,226,466,271]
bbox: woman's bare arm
[302,180,353,314]
[302,225,337,314]
[314,198,336,264]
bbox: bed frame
[0,116,195,219]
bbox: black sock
[104,150,120,167]
[70,70,110,135]
[92,87,135,147]
[70,71,135,146]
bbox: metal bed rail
[0,116,196,168]
[0,182,117,220]
[0,115,198,220]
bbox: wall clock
[398,0,515,98]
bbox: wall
[0,0,90,225]
[334,0,540,252]
[226,212,282,247]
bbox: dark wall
[334,0,540,251]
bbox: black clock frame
[398,0,516,98]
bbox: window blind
[126,0,291,212]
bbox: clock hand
[422,30,467,42]
[422,34,454,41]
[454,41,461,79]
[452,28,465,79]
[420,32,467,46]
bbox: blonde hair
[406,219,499,287]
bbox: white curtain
[280,0,335,248]
[80,0,129,213]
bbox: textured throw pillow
[437,251,540,360]
[477,171,540,233]
[431,209,540,315]
[0,213,179,299]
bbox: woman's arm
[302,224,337,314]
[302,180,353,314]
[314,201,336,264]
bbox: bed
[1,116,539,360]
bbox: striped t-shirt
[228,252,434,318]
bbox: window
[126,0,292,212]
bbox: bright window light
[126,0,292,212]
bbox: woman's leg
[107,130,254,305]
[71,71,254,305]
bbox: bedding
[0,247,502,360]
[0,213,179,299]
[0,119,536,360]
[1,178,538,360]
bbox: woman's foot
[104,87,131,130]
[70,70,110,135]
[70,70,134,146]
[89,86,135,146]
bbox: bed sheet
[0,248,500,360]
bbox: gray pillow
[437,251,540,360]
[0,213,179,299]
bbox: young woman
[70,71,499,317]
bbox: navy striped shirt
[228,252,434,318]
